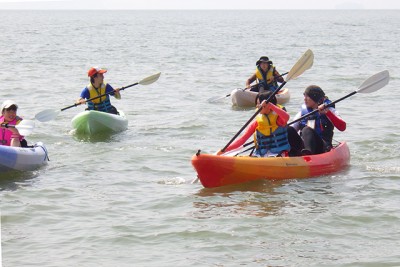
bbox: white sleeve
[290,111,301,131]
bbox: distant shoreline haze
[0,0,399,10]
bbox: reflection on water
[195,179,289,196]
[193,179,294,218]
[191,176,345,219]
[70,129,119,143]
[0,170,41,191]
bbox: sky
[0,0,399,9]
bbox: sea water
[1,10,400,266]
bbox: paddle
[1,119,35,136]
[35,72,161,122]
[207,72,289,103]
[222,70,390,157]
[220,49,314,153]
[288,70,390,126]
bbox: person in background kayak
[76,67,121,114]
[0,100,27,147]
[245,56,284,93]
[290,85,346,155]
[218,91,291,157]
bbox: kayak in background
[231,87,290,107]
[71,110,128,136]
[191,142,350,188]
[0,142,49,173]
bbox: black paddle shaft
[221,80,287,152]
[244,72,288,92]
[60,82,139,111]
[289,90,357,126]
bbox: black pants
[288,126,331,156]
[107,106,119,115]
[287,126,304,156]
[301,126,326,155]
[87,105,119,115]
[21,139,28,147]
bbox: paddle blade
[35,109,61,122]
[357,70,390,94]
[16,120,35,136]
[139,72,161,85]
[286,49,314,81]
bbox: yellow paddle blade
[286,49,314,81]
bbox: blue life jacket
[299,99,335,145]
[255,127,290,156]
[254,112,290,156]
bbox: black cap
[256,56,272,66]
[256,91,277,106]
[304,85,325,104]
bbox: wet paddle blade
[286,49,314,81]
[35,109,61,122]
[357,70,390,94]
[139,72,161,85]
[16,120,35,136]
[289,70,390,126]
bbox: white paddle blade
[139,72,161,85]
[357,70,390,94]
[16,120,35,136]
[286,49,314,81]
[35,109,60,122]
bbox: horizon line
[0,8,398,10]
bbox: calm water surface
[1,10,400,266]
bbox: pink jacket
[0,116,24,146]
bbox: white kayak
[231,87,290,107]
[0,142,49,173]
[71,110,128,135]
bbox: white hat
[1,100,18,111]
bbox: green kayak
[71,110,128,135]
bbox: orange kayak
[191,142,350,188]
